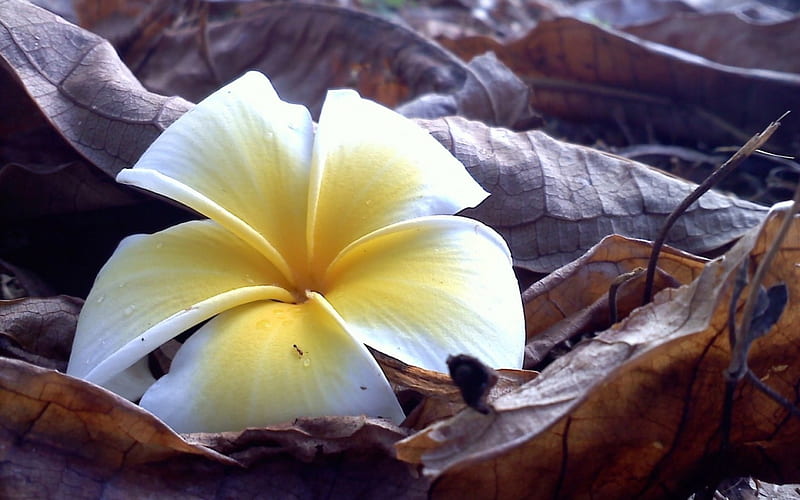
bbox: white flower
[67,72,524,432]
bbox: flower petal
[139,293,405,432]
[117,72,314,284]
[323,216,524,373]
[100,358,155,401]
[307,89,488,276]
[67,219,294,398]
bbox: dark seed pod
[447,354,498,414]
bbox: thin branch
[607,267,644,324]
[726,263,749,352]
[642,112,788,305]
[745,370,800,420]
[727,183,800,382]
[720,263,749,453]
[716,172,800,492]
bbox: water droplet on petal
[302,358,311,368]
[118,283,126,288]
[156,242,164,249]
[96,296,105,304]
[365,199,372,206]
[124,305,136,316]
[244,274,256,284]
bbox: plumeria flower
[67,72,524,433]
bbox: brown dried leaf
[568,0,796,29]
[439,17,800,152]
[73,0,154,43]
[521,234,707,368]
[624,12,800,73]
[0,0,193,176]
[397,51,534,128]
[0,19,194,295]
[0,50,144,230]
[0,56,80,167]
[133,2,469,119]
[418,116,768,273]
[0,357,232,469]
[396,209,800,499]
[120,2,533,128]
[189,416,407,466]
[0,295,81,370]
[577,0,795,28]
[0,160,142,222]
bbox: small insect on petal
[447,354,499,415]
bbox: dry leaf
[418,116,768,273]
[0,45,145,228]
[0,295,80,369]
[189,416,407,466]
[117,2,533,128]
[521,234,707,367]
[6,2,798,499]
[0,0,193,176]
[73,0,157,44]
[569,0,796,29]
[132,2,470,118]
[0,59,82,172]
[397,51,534,128]
[0,160,142,223]
[0,356,232,477]
[396,209,800,499]
[399,0,563,43]
[0,4,195,296]
[439,17,800,152]
[624,12,800,73]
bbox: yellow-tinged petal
[67,220,294,397]
[323,216,524,372]
[117,72,313,284]
[307,89,488,278]
[139,293,405,432]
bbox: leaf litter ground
[2,0,800,498]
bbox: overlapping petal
[322,216,525,373]
[139,293,405,432]
[306,89,489,277]
[117,72,314,284]
[67,220,294,398]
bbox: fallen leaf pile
[397,211,800,498]
[2,0,799,498]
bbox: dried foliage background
[2,0,800,498]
